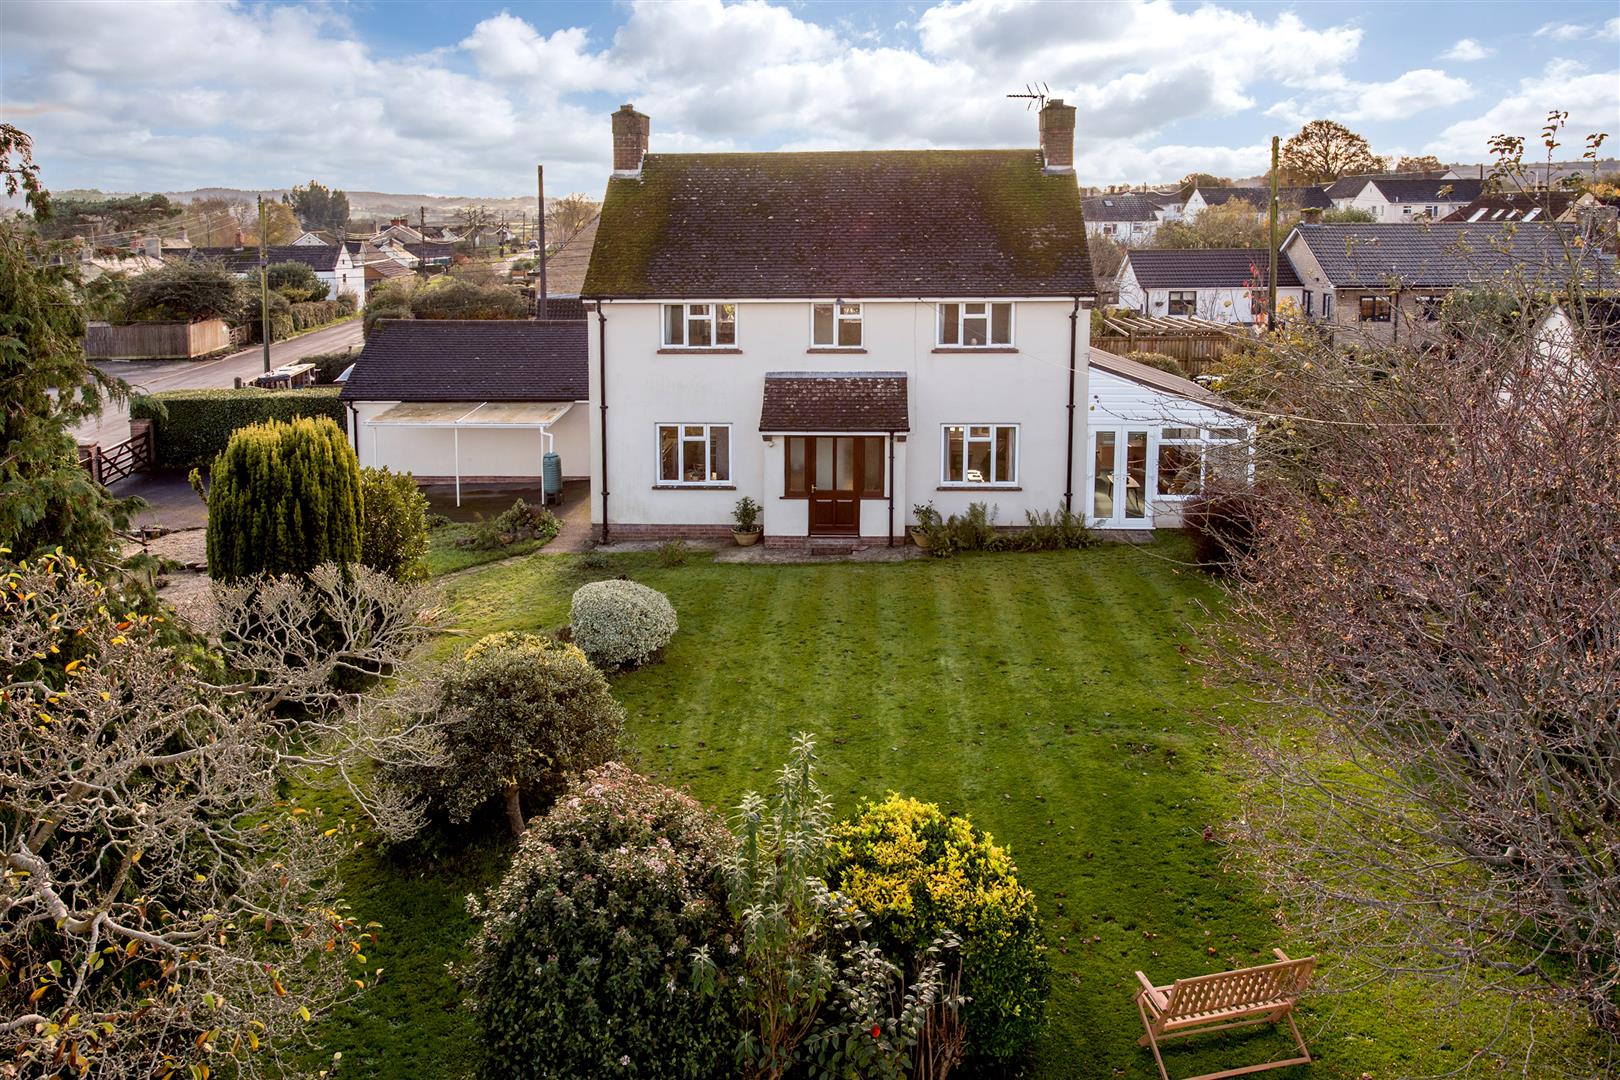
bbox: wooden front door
[808,436,860,535]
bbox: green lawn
[309,541,1599,1078]
[421,521,551,576]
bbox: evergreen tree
[205,416,362,580]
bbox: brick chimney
[612,104,650,177]
[1039,98,1076,174]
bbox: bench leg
[1136,995,1172,1080]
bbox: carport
[363,401,573,506]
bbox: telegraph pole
[258,195,271,372]
[1267,135,1280,327]
[418,205,428,279]
[536,164,548,320]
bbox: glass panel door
[1125,431,1148,520]
[1092,431,1116,520]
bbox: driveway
[74,318,364,446]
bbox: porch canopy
[759,371,910,433]
[364,401,573,505]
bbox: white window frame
[1153,426,1204,500]
[939,423,1019,486]
[936,302,1015,348]
[655,422,732,486]
[810,302,863,347]
[1166,290,1197,317]
[661,303,737,349]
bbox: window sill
[937,484,1022,491]
[657,347,743,355]
[931,347,1018,354]
[806,347,867,354]
[653,483,737,491]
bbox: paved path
[74,318,364,446]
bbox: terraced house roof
[189,245,346,271]
[1124,248,1303,289]
[1083,193,1160,222]
[583,150,1093,299]
[1286,222,1618,289]
[340,320,588,402]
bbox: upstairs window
[1358,295,1391,323]
[811,303,862,347]
[1166,290,1197,317]
[663,303,736,348]
[938,302,1013,347]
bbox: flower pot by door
[733,529,761,547]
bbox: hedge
[131,387,348,470]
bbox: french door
[786,435,884,535]
[1090,428,1150,527]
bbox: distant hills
[38,187,540,218]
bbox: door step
[806,537,858,554]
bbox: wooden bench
[1134,949,1315,1080]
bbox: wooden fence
[86,319,235,361]
[1092,333,1233,376]
[78,421,154,486]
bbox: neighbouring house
[1443,189,1608,227]
[342,238,415,285]
[1326,174,1485,221]
[1085,348,1251,528]
[292,230,339,246]
[1115,248,1305,324]
[1082,193,1164,243]
[188,244,367,308]
[533,213,599,320]
[1281,221,1619,343]
[1181,185,1332,221]
[340,319,591,504]
[579,101,1242,542]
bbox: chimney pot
[612,104,651,177]
[1039,98,1077,175]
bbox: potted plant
[731,496,763,546]
[909,502,940,550]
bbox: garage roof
[341,320,588,402]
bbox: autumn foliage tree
[1207,235,1620,1039]
[1279,119,1384,183]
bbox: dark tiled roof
[1324,172,1426,199]
[1288,222,1618,289]
[1083,193,1160,222]
[190,245,344,271]
[1123,248,1302,289]
[759,371,909,432]
[1196,187,1267,208]
[533,296,587,321]
[1369,176,1484,203]
[340,320,588,402]
[1443,191,1581,222]
[544,214,598,296]
[585,151,1092,299]
[1195,186,1331,211]
[1284,186,1334,211]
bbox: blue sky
[3,0,1616,198]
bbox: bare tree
[545,193,599,249]
[1203,222,1620,1048]
[2,556,446,1077]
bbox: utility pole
[536,164,548,320]
[258,195,271,372]
[418,205,428,280]
[1267,135,1280,328]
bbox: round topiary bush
[401,632,623,835]
[359,466,430,581]
[463,763,742,1080]
[828,795,1049,1066]
[569,579,677,669]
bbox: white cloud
[1428,60,1620,159]
[1441,38,1492,62]
[1533,19,1617,42]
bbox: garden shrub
[262,260,326,303]
[131,387,346,469]
[1183,493,1258,574]
[1012,508,1095,551]
[204,415,362,580]
[288,299,345,331]
[569,580,678,669]
[828,795,1049,1066]
[359,466,429,581]
[458,498,559,552]
[396,632,623,833]
[364,303,413,339]
[463,763,740,1080]
[410,279,527,321]
[1122,350,1188,375]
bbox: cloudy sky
[4,0,1618,199]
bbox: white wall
[588,299,1089,539]
[352,400,590,480]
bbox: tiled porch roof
[759,371,909,433]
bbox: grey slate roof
[1287,222,1618,289]
[340,320,588,402]
[1123,248,1302,289]
[584,150,1093,299]
[759,371,910,432]
[1194,186,1331,211]
[1368,176,1484,203]
[1443,191,1581,222]
[1195,187,1268,208]
[190,245,344,272]
[1083,193,1160,222]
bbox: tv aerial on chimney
[1007,82,1050,110]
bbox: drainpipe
[886,432,896,547]
[1064,297,1080,515]
[596,301,610,544]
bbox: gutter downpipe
[1064,296,1080,515]
[887,431,896,547]
[596,301,610,545]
